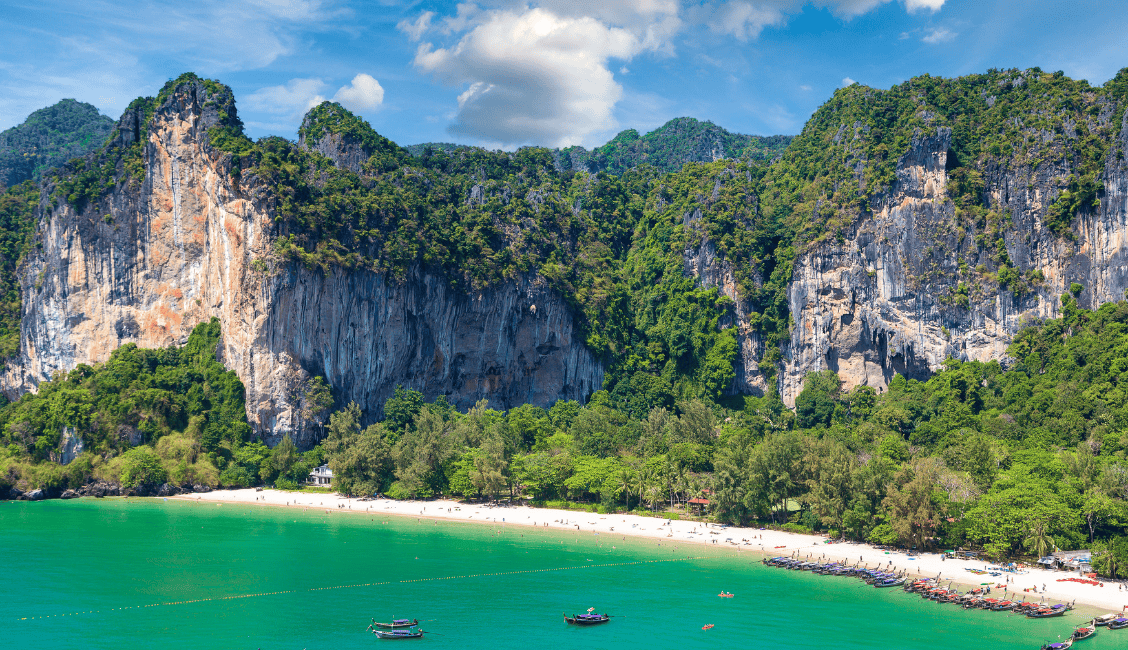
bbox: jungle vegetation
[1,69,1128,575]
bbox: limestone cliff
[779,114,1128,404]
[12,68,1128,432]
[3,80,602,446]
[682,70,1128,406]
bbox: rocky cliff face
[3,81,602,446]
[777,113,1128,404]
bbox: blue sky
[1,0,1126,149]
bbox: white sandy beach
[169,488,1128,615]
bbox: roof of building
[309,464,333,477]
[1052,550,1091,559]
[688,498,710,504]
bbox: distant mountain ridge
[0,99,113,188]
[406,117,793,175]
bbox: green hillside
[564,117,792,175]
[0,99,114,188]
[407,117,793,177]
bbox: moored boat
[1109,617,1128,630]
[1040,637,1074,650]
[1072,620,1096,641]
[1028,604,1071,619]
[1094,613,1118,626]
[371,618,419,630]
[565,612,610,626]
[373,629,425,639]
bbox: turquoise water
[0,499,1115,650]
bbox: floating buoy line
[15,556,708,622]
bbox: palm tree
[635,467,652,511]
[617,465,635,511]
[1024,520,1055,559]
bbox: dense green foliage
[310,301,1128,572]
[0,181,38,358]
[771,68,1128,245]
[0,99,114,188]
[241,102,777,397]
[404,142,476,158]
[407,119,792,176]
[0,319,293,493]
[563,118,792,175]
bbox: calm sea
[0,499,1109,650]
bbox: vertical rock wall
[3,81,602,447]
[778,117,1128,404]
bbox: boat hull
[565,614,610,626]
[373,631,424,639]
[373,619,419,629]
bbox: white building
[308,464,333,486]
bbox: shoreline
[166,488,1128,616]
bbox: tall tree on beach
[805,437,857,536]
[883,458,944,549]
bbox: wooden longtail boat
[1108,617,1128,630]
[565,612,610,625]
[373,629,424,639]
[1040,637,1074,650]
[1072,620,1097,641]
[371,618,419,629]
[1028,604,1071,619]
[1094,613,1118,626]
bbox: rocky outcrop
[297,120,369,174]
[3,80,603,447]
[777,116,1128,403]
[684,235,770,397]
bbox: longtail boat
[373,629,425,639]
[371,618,419,630]
[1028,604,1071,619]
[1073,620,1097,641]
[1109,617,1128,630]
[1040,637,1074,650]
[1094,613,1118,626]
[565,612,610,626]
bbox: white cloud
[333,74,385,111]
[96,0,341,71]
[690,1,788,41]
[0,0,345,131]
[799,84,812,90]
[904,0,945,12]
[689,0,944,38]
[244,78,329,118]
[413,4,679,147]
[243,74,384,126]
[830,0,891,17]
[921,27,956,43]
[842,77,856,86]
[398,11,434,41]
[404,0,950,147]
